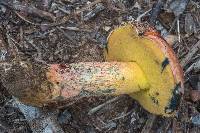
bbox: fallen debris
[0,1,56,21]
[88,96,122,115]
[0,0,199,132]
[83,3,105,21]
[149,0,165,25]
[141,114,156,133]
[190,89,200,102]
[181,40,200,67]
[191,114,200,126]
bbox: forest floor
[0,0,199,132]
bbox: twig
[172,118,177,133]
[96,117,116,131]
[181,40,200,67]
[57,7,71,15]
[0,50,7,61]
[169,17,178,33]
[190,0,200,8]
[14,11,38,25]
[15,11,70,26]
[88,96,123,115]
[141,114,156,133]
[60,26,92,32]
[0,30,8,62]
[177,18,181,42]
[194,59,200,71]
[5,33,19,58]
[185,58,200,74]
[83,3,105,21]
[19,26,23,43]
[56,27,76,44]
[136,9,151,22]
[109,110,133,121]
[106,0,125,12]
[163,120,172,133]
[149,0,165,25]
[75,0,103,14]
[185,63,195,74]
[0,1,56,21]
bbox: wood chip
[190,89,200,102]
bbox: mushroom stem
[48,62,150,99]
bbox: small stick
[56,27,76,44]
[185,63,195,74]
[75,0,103,14]
[177,18,181,42]
[83,3,105,21]
[185,59,200,74]
[169,17,178,33]
[163,120,172,133]
[141,114,156,133]
[136,9,151,22]
[190,0,200,8]
[0,1,56,21]
[0,30,8,62]
[194,59,200,72]
[15,11,70,26]
[60,26,92,32]
[149,0,165,25]
[88,96,123,115]
[109,110,132,121]
[181,40,200,67]
[172,118,177,133]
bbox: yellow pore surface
[105,24,175,116]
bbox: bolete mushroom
[0,22,184,116]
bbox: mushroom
[0,23,184,116]
[105,23,184,116]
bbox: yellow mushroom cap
[105,23,184,116]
